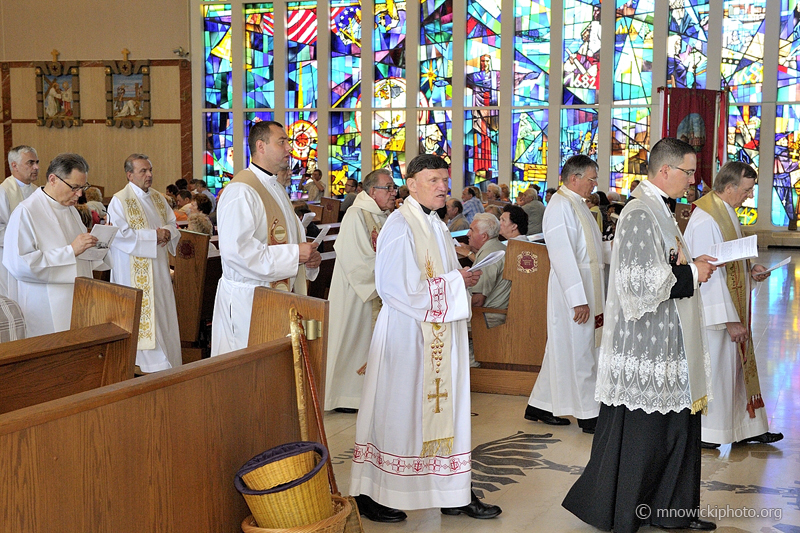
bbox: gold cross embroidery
[427,377,448,414]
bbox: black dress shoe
[524,405,570,426]
[735,432,784,445]
[353,494,407,523]
[656,519,716,530]
[577,417,597,434]
[700,441,720,449]
[441,490,502,519]
[333,407,358,414]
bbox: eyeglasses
[575,173,598,183]
[670,165,696,177]
[56,174,91,193]
[373,185,398,192]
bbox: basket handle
[290,308,340,496]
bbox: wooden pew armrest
[472,306,507,315]
[0,324,129,365]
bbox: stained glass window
[563,0,601,105]
[773,105,800,226]
[373,110,406,184]
[610,107,650,193]
[330,111,362,195]
[465,0,501,108]
[779,1,800,101]
[204,112,234,189]
[418,109,452,165]
[245,3,274,109]
[512,109,548,200]
[373,1,407,108]
[203,4,232,109]
[244,111,275,167]
[464,109,498,186]
[560,108,598,168]
[419,0,453,108]
[514,0,550,107]
[721,1,766,103]
[667,0,709,89]
[613,0,654,105]
[727,104,760,224]
[287,2,318,109]
[286,111,319,178]
[331,1,361,109]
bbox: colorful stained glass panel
[331,0,362,109]
[514,0,550,107]
[610,107,650,192]
[778,0,800,102]
[613,0,654,105]
[204,112,234,189]
[721,1,766,103]
[464,109,499,186]
[373,110,406,184]
[245,3,275,109]
[330,111,362,195]
[419,0,453,108]
[465,0,501,108]
[512,109,548,201]
[203,4,232,109]
[728,104,760,225]
[667,0,709,89]
[374,1,407,108]
[286,111,319,179]
[560,108,598,168]
[418,109,452,164]
[287,2,318,109]
[563,0,601,105]
[773,104,800,226]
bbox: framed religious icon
[105,53,151,128]
[35,54,81,128]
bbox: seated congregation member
[174,190,194,221]
[499,183,511,202]
[339,178,358,217]
[463,213,510,329]
[84,186,107,223]
[484,204,503,219]
[325,169,396,413]
[188,212,219,256]
[445,198,470,232]
[350,154,501,523]
[516,186,545,234]
[525,155,604,433]
[485,183,501,202]
[3,153,104,337]
[461,186,484,223]
[211,120,320,356]
[108,154,182,373]
[586,192,603,231]
[684,161,783,449]
[544,187,556,204]
[499,204,528,241]
[193,192,213,218]
[191,178,217,212]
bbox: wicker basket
[241,495,350,533]
[235,442,334,529]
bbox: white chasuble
[107,183,182,372]
[0,177,36,298]
[528,186,605,419]
[350,196,472,510]
[684,202,768,443]
[3,188,104,337]
[211,164,318,356]
[324,191,388,411]
[595,180,711,415]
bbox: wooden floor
[325,248,800,532]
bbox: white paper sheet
[79,224,119,261]
[468,250,505,272]
[301,212,316,228]
[762,257,791,274]
[311,224,330,246]
[707,234,758,265]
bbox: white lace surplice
[596,183,710,415]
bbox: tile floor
[324,249,800,532]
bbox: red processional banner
[659,87,727,190]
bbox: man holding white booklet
[684,161,783,448]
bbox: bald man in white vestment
[211,121,320,356]
[0,145,39,298]
[684,161,783,448]
[324,169,396,412]
[349,154,501,523]
[107,154,182,373]
[3,153,103,337]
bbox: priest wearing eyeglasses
[3,153,105,337]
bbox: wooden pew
[0,288,328,532]
[172,229,211,363]
[0,277,142,414]
[307,202,323,222]
[320,197,342,224]
[307,251,336,300]
[470,239,549,395]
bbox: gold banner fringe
[420,437,453,458]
